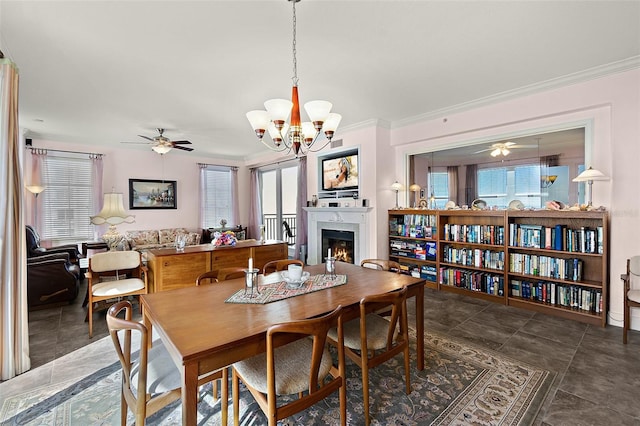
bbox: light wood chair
[87,250,148,338]
[360,258,402,273]
[232,306,346,426]
[217,267,247,281]
[328,287,410,426]
[107,300,228,425]
[262,259,304,275]
[623,256,640,343]
[195,270,218,286]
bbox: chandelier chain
[291,0,298,86]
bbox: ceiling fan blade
[121,141,152,144]
[171,140,192,145]
[138,135,155,141]
[173,145,194,152]
[513,144,538,149]
[473,147,492,153]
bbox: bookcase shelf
[388,209,608,327]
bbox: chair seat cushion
[234,338,333,395]
[628,289,640,303]
[328,313,391,351]
[131,340,181,396]
[92,278,145,297]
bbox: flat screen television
[321,152,359,191]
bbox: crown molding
[392,56,640,129]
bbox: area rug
[0,330,554,425]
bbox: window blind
[41,156,94,242]
[203,166,232,228]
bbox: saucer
[281,271,310,288]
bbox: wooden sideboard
[146,240,287,292]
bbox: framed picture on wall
[129,179,177,209]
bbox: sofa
[122,228,202,252]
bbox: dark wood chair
[195,270,218,286]
[232,306,346,426]
[327,287,410,426]
[107,301,227,425]
[262,259,304,275]
[360,258,402,273]
[217,267,247,281]
[623,256,640,343]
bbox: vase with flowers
[213,230,237,247]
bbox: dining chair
[232,306,346,426]
[623,256,640,343]
[195,270,218,286]
[107,301,227,425]
[262,259,304,275]
[217,267,247,281]
[327,287,410,426]
[87,250,147,338]
[360,258,402,273]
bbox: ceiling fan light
[490,148,501,157]
[264,99,293,122]
[152,145,172,155]
[501,148,510,156]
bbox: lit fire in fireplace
[331,245,353,263]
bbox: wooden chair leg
[623,303,629,344]
[88,300,93,338]
[404,344,411,394]
[120,388,127,425]
[232,368,240,426]
[221,369,228,426]
[361,352,371,426]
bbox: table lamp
[409,184,421,208]
[90,192,135,250]
[572,167,609,206]
[391,181,403,209]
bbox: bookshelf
[388,209,608,326]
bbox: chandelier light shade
[540,175,558,188]
[246,0,341,156]
[90,192,135,249]
[572,166,610,206]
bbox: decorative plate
[419,198,428,208]
[471,199,487,210]
[508,199,525,210]
[445,200,456,210]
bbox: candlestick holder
[243,268,260,297]
[324,257,337,279]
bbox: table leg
[182,363,199,425]
[415,283,425,370]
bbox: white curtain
[248,168,262,240]
[294,157,307,261]
[198,163,207,228]
[0,57,31,379]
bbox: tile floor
[3,279,640,425]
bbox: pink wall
[23,139,248,235]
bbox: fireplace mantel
[304,206,373,265]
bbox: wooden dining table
[140,261,426,425]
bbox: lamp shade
[26,185,45,194]
[264,99,293,122]
[572,167,610,182]
[409,183,421,192]
[391,181,403,192]
[304,100,332,123]
[152,145,172,155]
[90,193,135,225]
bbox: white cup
[288,264,303,281]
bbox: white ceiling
[1,0,639,161]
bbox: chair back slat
[91,251,142,273]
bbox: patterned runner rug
[225,274,348,304]
[0,329,553,425]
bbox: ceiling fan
[474,141,537,157]
[122,128,194,154]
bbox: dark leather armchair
[27,252,80,309]
[26,225,82,265]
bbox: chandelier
[246,0,341,156]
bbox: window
[41,155,95,243]
[202,166,233,228]
[259,161,298,243]
[430,171,449,209]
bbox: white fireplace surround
[304,207,373,265]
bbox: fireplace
[322,230,355,264]
[304,206,373,265]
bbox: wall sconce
[26,185,45,229]
[409,183,421,208]
[540,175,557,188]
[391,181,403,209]
[572,167,610,206]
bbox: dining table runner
[225,274,347,304]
